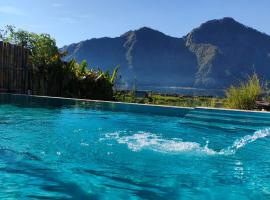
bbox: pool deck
[2,93,270,114]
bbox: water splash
[105,128,270,155]
[105,131,216,155]
[220,128,270,155]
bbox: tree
[0,25,16,42]
[1,25,119,100]
[1,26,60,67]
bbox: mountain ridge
[61,17,270,89]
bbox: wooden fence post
[0,41,30,94]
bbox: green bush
[225,74,262,110]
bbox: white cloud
[0,6,24,16]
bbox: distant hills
[61,17,270,89]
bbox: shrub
[225,74,262,110]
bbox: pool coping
[1,93,270,114]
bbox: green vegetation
[225,74,262,110]
[115,74,269,111]
[115,91,222,108]
[0,25,118,100]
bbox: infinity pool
[0,94,270,199]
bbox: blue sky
[1,0,269,47]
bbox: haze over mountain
[61,17,270,89]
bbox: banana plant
[110,65,119,85]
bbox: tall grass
[225,74,262,110]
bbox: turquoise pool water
[0,94,270,199]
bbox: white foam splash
[105,128,270,156]
[220,128,270,155]
[105,131,216,155]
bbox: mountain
[61,17,270,89]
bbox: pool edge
[1,93,270,115]
[6,93,193,110]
